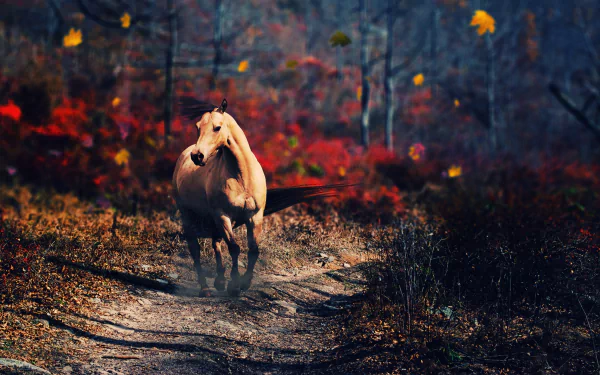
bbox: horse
[173,97,349,297]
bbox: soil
[39,256,368,375]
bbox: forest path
[62,257,367,375]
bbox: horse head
[190,99,228,167]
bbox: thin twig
[577,295,600,374]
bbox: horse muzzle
[190,151,206,166]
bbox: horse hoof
[214,277,226,291]
[199,288,212,297]
[240,277,252,291]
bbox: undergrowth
[0,184,360,368]
[349,165,600,374]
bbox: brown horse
[173,98,349,297]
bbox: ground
[2,186,599,374]
[48,260,367,375]
[0,192,377,374]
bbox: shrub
[367,221,446,333]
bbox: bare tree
[359,0,371,148]
[77,0,178,140]
[382,2,427,151]
[549,4,600,144]
[164,0,177,142]
[209,0,224,90]
[486,31,497,152]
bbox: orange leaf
[63,28,82,47]
[120,12,131,28]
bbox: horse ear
[218,98,227,113]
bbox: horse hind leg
[216,214,241,297]
[212,237,226,291]
[241,216,262,291]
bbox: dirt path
[57,258,367,375]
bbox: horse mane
[179,97,217,120]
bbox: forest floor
[2,185,599,374]
[30,256,369,375]
[1,187,386,374]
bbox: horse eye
[214,126,221,132]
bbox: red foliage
[0,101,21,121]
[0,77,434,218]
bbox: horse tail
[264,183,356,217]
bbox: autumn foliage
[0,70,409,217]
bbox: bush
[366,221,446,333]
[358,164,600,373]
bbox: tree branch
[549,83,600,142]
[77,0,152,29]
[582,94,597,113]
[48,0,65,25]
[222,22,252,42]
[391,30,428,77]
[77,0,127,28]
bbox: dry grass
[342,181,600,374]
[0,184,363,367]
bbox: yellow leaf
[329,31,352,47]
[454,99,460,108]
[120,12,131,28]
[268,87,279,103]
[408,143,425,161]
[145,136,156,148]
[112,97,121,107]
[338,166,346,177]
[114,149,130,166]
[413,73,424,86]
[470,10,496,35]
[408,147,420,161]
[356,86,362,100]
[238,60,249,72]
[448,165,462,178]
[63,28,82,48]
[286,60,298,69]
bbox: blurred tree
[549,5,600,143]
[77,0,177,140]
[164,0,177,142]
[382,0,427,151]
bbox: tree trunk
[486,33,497,153]
[210,0,224,90]
[305,3,312,54]
[359,0,370,148]
[335,0,343,82]
[384,1,395,151]
[164,0,177,143]
[429,3,439,99]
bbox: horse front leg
[241,215,263,291]
[215,214,242,297]
[180,210,211,297]
[212,237,226,291]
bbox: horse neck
[223,120,254,186]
